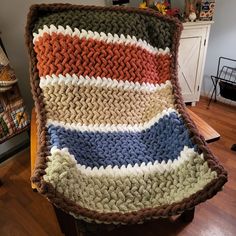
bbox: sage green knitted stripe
[33,10,174,49]
[43,148,217,214]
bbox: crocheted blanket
[26,4,227,224]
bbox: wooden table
[186,108,220,142]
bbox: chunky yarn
[26,4,227,224]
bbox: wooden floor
[0,97,235,236]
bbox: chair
[26,4,227,235]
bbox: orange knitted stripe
[34,33,171,84]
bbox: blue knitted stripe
[47,112,194,168]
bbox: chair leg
[180,207,195,223]
[53,205,78,236]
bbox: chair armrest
[30,107,37,189]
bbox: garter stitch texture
[26,4,227,224]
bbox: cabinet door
[178,28,206,103]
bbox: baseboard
[200,93,236,107]
[0,139,30,164]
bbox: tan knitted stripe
[43,147,217,214]
[42,82,175,126]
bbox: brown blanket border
[25,4,227,224]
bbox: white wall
[0,0,106,154]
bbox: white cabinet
[178,21,213,105]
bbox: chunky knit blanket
[26,4,227,224]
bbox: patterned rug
[26,4,227,224]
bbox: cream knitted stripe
[39,73,172,93]
[46,108,178,133]
[33,25,171,56]
[49,146,196,175]
[43,146,217,213]
[42,82,175,126]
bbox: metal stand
[208,57,236,107]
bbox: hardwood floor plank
[0,97,235,236]
[0,149,63,236]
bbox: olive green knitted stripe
[33,10,174,49]
[43,148,217,214]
